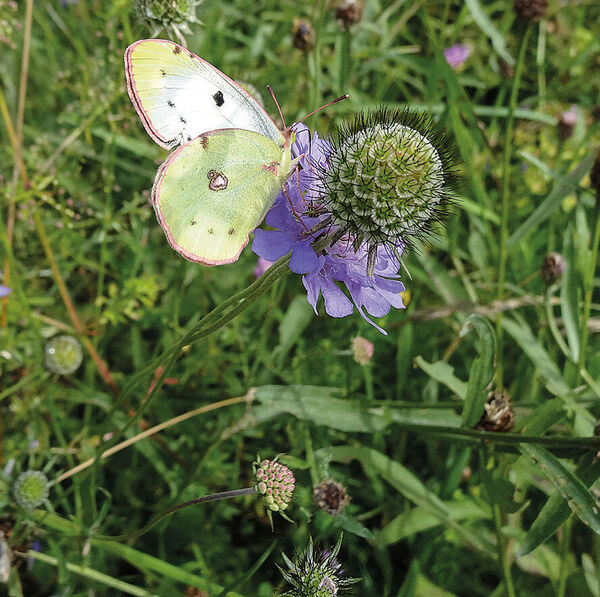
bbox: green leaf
[253,385,389,432]
[561,226,581,363]
[518,454,600,556]
[378,500,488,546]
[518,399,565,436]
[414,357,467,400]
[464,0,514,65]
[502,315,569,396]
[520,446,600,539]
[336,511,375,540]
[507,151,597,248]
[272,295,313,367]
[315,445,449,513]
[460,316,496,427]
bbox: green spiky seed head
[315,108,458,272]
[135,0,201,35]
[254,458,295,512]
[279,534,360,596]
[45,335,83,375]
[13,471,49,510]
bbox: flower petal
[290,241,320,274]
[252,229,293,261]
[321,277,354,317]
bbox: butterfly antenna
[298,94,349,124]
[267,85,286,130]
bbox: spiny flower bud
[135,0,201,38]
[313,108,458,274]
[13,471,49,510]
[514,0,548,21]
[292,18,315,52]
[45,335,83,375]
[279,534,360,596]
[254,459,295,512]
[313,479,350,516]
[352,336,374,366]
[541,252,565,286]
[476,390,515,432]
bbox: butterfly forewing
[125,39,285,149]
[152,129,292,265]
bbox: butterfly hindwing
[152,129,292,265]
[125,39,284,149]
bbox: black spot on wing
[228,228,235,235]
[208,228,214,235]
[213,91,225,107]
[180,116,187,124]
[167,100,175,108]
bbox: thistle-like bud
[313,109,457,274]
[45,335,83,375]
[540,252,565,286]
[558,106,577,140]
[13,471,49,510]
[135,0,202,38]
[514,0,548,21]
[254,459,295,512]
[351,336,373,366]
[335,0,364,28]
[279,534,360,596]
[313,479,350,516]
[475,390,515,432]
[292,18,315,52]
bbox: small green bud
[13,471,49,510]
[45,335,83,375]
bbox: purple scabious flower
[444,43,471,69]
[252,124,405,335]
[0,285,10,298]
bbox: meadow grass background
[1,0,600,595]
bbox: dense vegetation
[1,0,600,595]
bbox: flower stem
[557,515,573,597]
[495,23,533,388]
[493,502,517,597]
[576,199,600,385]
[96,488,258,543]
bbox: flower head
[13,471,49,510]
[45,335,83,375]
[0,285,10,298]
[351,336,374,365]
[253,121,416,334]
[314,109,457,269]
[135,0,201,39]
[254,458,295,512]
[279,534,360,596]
[541,252,565,285]
[313,479,350,516]
[444,43,471,69]
[476,390,515,432]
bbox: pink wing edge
[124,38,286,151]
[151,133,263,267]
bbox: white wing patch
[125,39,284,149]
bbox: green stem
[577,200,600,384]
[96,488,258,543]
[557,515,573,597]
[495,23,534,388]
[23,551,153,597]
[492,502,516,597]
